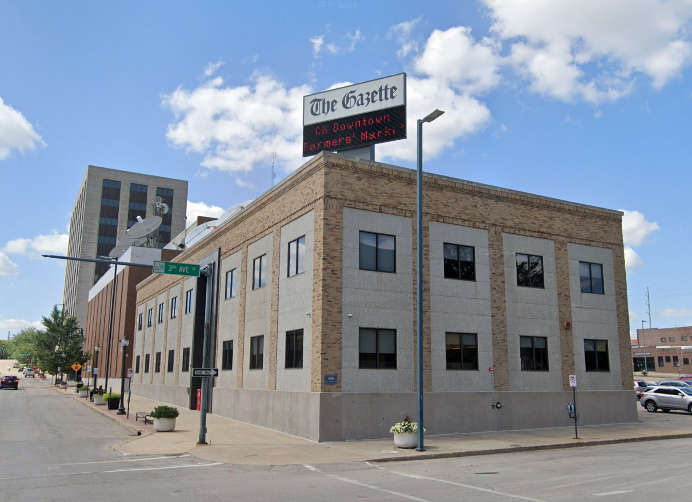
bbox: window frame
[584,338,610,372]
[170,296,177,319]
[137,313,143,331]
[443,243,476,281]
[182,347,190,372]
[285,329,304,369]
[154,352,161,373]
[579,261,604,294]
[358,328,397,369]
[157,303,164,324]
[167,349,175,372]
[184,289,194,314]
[222,340,233,370]
[250,335,264,370]
[519,335,549,371]
[144,354,150,373]
[147,308,153,327]
[135,355,140,373]
[288,236,306,278]
[252,255,267,290]
[225,269,237,299]
[516,253,545,289]
[445,332,479,370]
[359,231,396,273]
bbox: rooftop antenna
[271,151,277,187]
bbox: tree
[36,306,90,380]
[6,328,42,364]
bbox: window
[584,339,610,372]
[182,347,190,372]
[683,336,688,341]
[222,340,233,370]
[185,289,193,314]
[158,303,164,324]
[144,354,150,373]
[445,333,479,370]
[673,355,680,367]
[359,328,397,369]
[661,337,667,342]
[579,262,604,294]
[155,352,161,373]
[147,308,153,327]
[359,232,396,272]
[170,296,177,318]
[137,313,143,331]
[285,329,304,369]
[253,255,267,289]
[288,236,306,277]
[684,358,690,365]
[658,356,664,367]
[665,356,671,362]
[135,355,140,373]
[250,336,264,369]
[516,253,544,288]
[167,350,175,372]
[443,243,475,281]
[225,269,237,299]
[669,337,675,342]
[520,336,549,371]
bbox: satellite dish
[126,215,162,239]
[184,220,218,248]
[108,241,131,259]
[160,202,169,215]
[217,200,253,226]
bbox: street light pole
[641,320,648,372]
[101,256,118,394]
[60,351,65,385]
[117,336,129,415]
[91,343,100,401]
[416,109,444,452]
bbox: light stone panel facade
[341,207,414,393]
[243,234,273,390]
[429,222,493,392]
[276,211,315,392]
[216,251,242,389]
[568,243,621,390]
[165,285,181,383]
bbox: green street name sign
[153,261,201,277]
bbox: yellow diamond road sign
[71,362,82,372]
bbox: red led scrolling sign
[302,105,406,157]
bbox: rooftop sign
[303,73,406,157]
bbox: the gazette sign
[302,73,406,157]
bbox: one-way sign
[192,368,219,377]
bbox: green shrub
[150,405,179,419]
[102,393,121,400]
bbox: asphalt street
[2,376,691,501]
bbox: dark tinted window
[517,253,544,288]
[359,328,396,369]
[443,243,475,281]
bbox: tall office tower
[62,165,188,329]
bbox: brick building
[632,327,692,375]
[132,152,635,441]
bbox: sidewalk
[62,385,692,466]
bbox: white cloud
[235,178,255,189]
[388,17,422,59]
[414,26,501,95]
[0,96,46,161]
[186,201,226,227]
[310,35,324,58]
[483,0,692,103]
[624,246,644,270]
[203,61,224,78]
[621,210,660,246]
[311,28,364,58]
[0,316,42,332]
[2,231,68,257]
[0,252,18,275]
[660,308,692,317]
[163,71,311,174]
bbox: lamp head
[422,109,444,123]
[121,337,130,347]
[95,344,100,353]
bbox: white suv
[24,368,35,378]
[640,386,692,413]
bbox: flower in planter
[389,414,425,434]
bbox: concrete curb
[367,432,692,463]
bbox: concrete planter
[94,394,106,406]
[59,382,67,389]
[154,417,176,432]
[393,432,418,449]
[79,389,88,397]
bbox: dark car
[0,375,19,389]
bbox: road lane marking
[594,490,634,496]
[377,466,549,502]
[53,454,190,466]
[104,462,223,473]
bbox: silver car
[640,386,692,413]
[655,380,692,388]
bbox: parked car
[656,380,692,388]
[640,386,692,413]
[24,369,35,378]
[0,375,19,389]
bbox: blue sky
[1,0,691,338]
